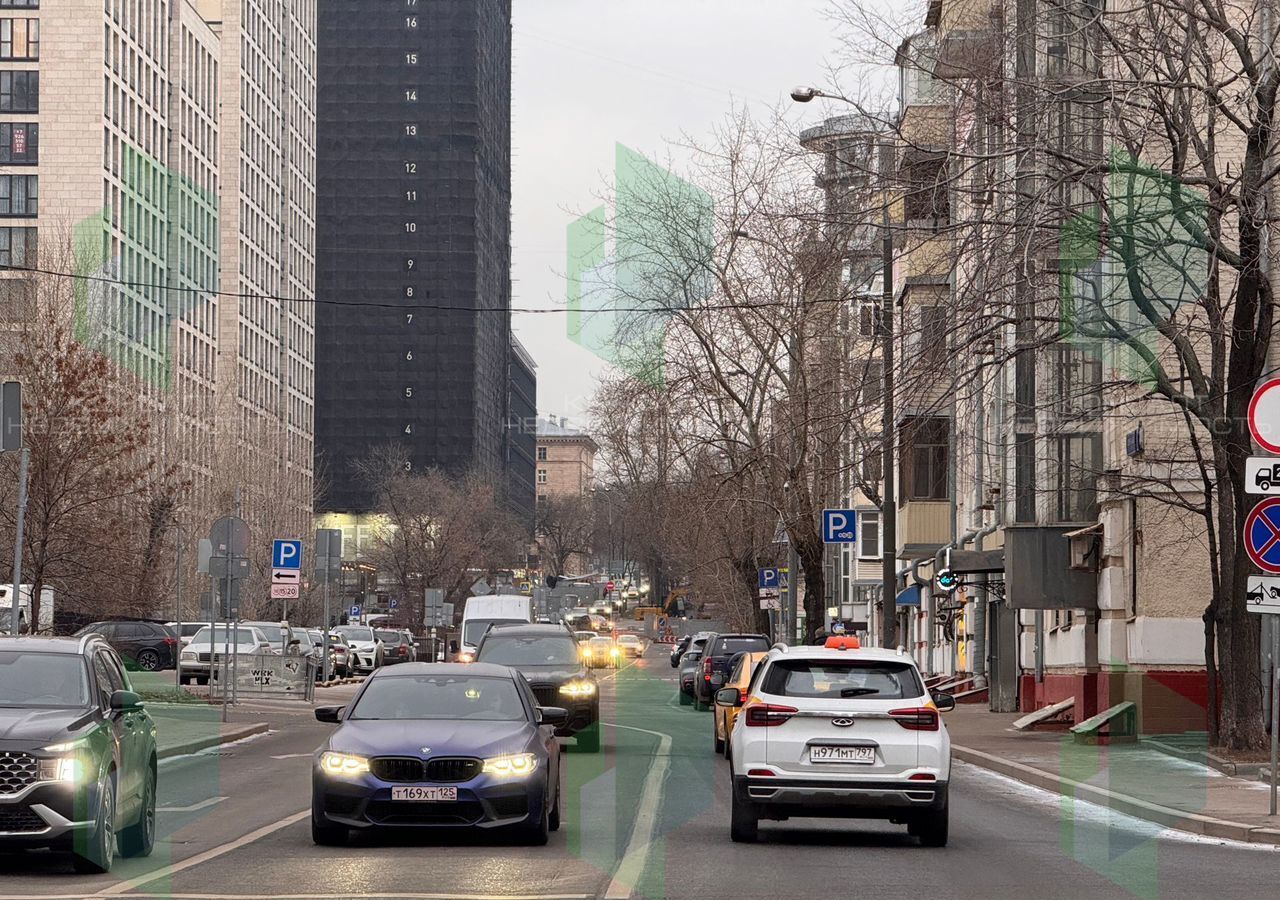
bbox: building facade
[313,0,515,514]
[535,417,597,501]
[507,337,537,529]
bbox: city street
[1,645,1277,900]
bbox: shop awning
[895,584,923,607]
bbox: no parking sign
[1245,497,1280,574]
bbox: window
[861,360,883,408]
[857,511,881,559]
[0,122,36,163]
[537,468,547,484]
[919,307,948,370]
[1055,433,1101,522]
[1053,343,1102,418]
[0,18,39,60]
[761,659,923,700]
[0,175,36,216]
[537,446,547,461]
[0,226,36,268]
[858,298,876,336]
[900,417,949,501]
[0,70,37,111]
[0,1,40,8]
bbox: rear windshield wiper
[839,687,880,697]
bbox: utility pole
[880,172,898,649]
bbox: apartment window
[537,446,547,461]
[0,175,37,216]
[900,417,949,501]
[537,469,547,485]
[903,159,950,224]
[0,226,36,268]
[0,0,40,8]
[857,511,881,559]
[1055,433,1101,523]
[0,123,36,164]
[861,360,883,408]
[0,70,36,111]
[858,298,876,336]
[1053,343,1102,418]
[0,18,39,60]
[919,306,948,370]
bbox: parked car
[724,641,955,845]
[712,651,769,757]
[375,629,414,665]
[242,621,301,655]
[310,663,566,846]
[670,634,691,668]
[693,633,771,710]
[303,630,349,679]
[399,630,419,662]
[178,624,274,685]
[332,625,384,674]
[73,621,178,672]
[0,634,158,872]
[165,622,212,647]
[678,647,705,704]
[476,623,600,753]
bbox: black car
[0,635,158,873]
[375,629,414,665]
[692,633,771,710]
[476,624,601,753]
[669,634,692,668]
[678,647,705,705]
[73,621,178,672]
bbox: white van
[458,594,533,661]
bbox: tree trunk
[1203,606,1219,746]
[796,537,826,643]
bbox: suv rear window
[711,636,769,656]
[761,659,923,700]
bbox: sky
[510,0,850,426]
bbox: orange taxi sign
[824,635,861,650]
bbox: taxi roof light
[824,636,861,650]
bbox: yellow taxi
[712,650,769,758]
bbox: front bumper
[735,775,948,818]
[312,768,546,831]
[0,780,98,846]
[349,650,379,671]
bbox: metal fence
[209,652,317,702]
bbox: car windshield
[574,631,595,642]
[255,625,286,644]
[478,635,578,666]
[375,630,400,642]
[761,660,923,700]
[617,635,640,644]
[714,637,770,656]
[0,651,92,708]
[463,618,527,647]
[335,626,374,642]
[349,674,526,721]
[588,637,613,648]
[191,626,260,646]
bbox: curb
[157,722,270,761]
[953,744,1280,846]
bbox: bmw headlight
[560,680,596,698]
[319,751,370,777]
[482,752,537,777]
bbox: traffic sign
[822,509,858,544]
[272,539,303,570]
[1251,378,1280,453]
[271,568,300,584]
[1248,458,1280,495]
[271,583,299,600]
[759,594,781,611]
[758,567,781,590]
[606,580,615,592]
[350,605,361,618]
[1245,498,1280,574]
[1247,577,1280,614]
[390,598,399,610]
[209,516,249,559]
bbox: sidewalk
[148,702,270,759]
[946,705,1280,844]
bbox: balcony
[934,0,1001,79]
[897,500,951,556]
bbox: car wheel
[136,649,161,672]
[196,676,208,686]
[694,694,708,712]
[713,716,726,755]
[73,775,116,874]
[119,764,156,858]
[729,774,758,843]
[679,690,692,706]
[548,777,562,832]
[521,782,551,846]
[723,733,732,760]
[311,813,348,846]
[916,801,949,847]
[574,722,601,753]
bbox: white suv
[723,642,954,845]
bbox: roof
[766,645,916,665]
[374,662,517,679]
[484,623,572,638]
[0,635,98,654]
[535,417,598,447]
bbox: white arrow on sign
[271,568,300,583]
[1247,576,1280,614]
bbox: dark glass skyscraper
[314,0,523,515]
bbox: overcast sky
[510,0,850,426]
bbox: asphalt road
[3,646,1279,900]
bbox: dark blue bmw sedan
[311,662,566,845]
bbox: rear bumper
[736,775,947,817]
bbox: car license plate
[810,745,875,764]
[390,786,458,802]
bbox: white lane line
[157,795,227,813]
[269,752,312,760]
[99,895,592,899]
[94,809,309,896]
[597,659,639,683]
[601,722,672,900]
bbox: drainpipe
[972,520,1000,688]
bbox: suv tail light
[702,655,714,682]
[163,637,177,646]
[888,707,940,731]
[744,703,797,727]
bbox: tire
[311,814,348,846]
[118,764,156,858]
[521,784,551,846]
[679,689,692,706]
[73,775,116,874]
[694,693,708,712]
[574,722,601,753]
[196,676,208,686]
[916,802,949,847]
[713,715,726,755]
[723,734,732,760]
[136,649,161,672]
[729,776,758,843]
[548,778,562,832]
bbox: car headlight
[610,647,620,657]
[38,755,86,783]
[482,752,537,777]
[457,652,474,663]
[181,651,196,661]
[319,751,370,777]
[560,680,596,698]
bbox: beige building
[535,416,597,501]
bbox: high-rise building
[507,337,537,528]
[313,0,515,514]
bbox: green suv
[0,635,158,872]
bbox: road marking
[601,722,672,900]
[97,895,593,900]
[94,809,309,896]
[597,659,639,682]
[157,795,226,813]
[269,752,312,760]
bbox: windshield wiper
[839,687,880,697]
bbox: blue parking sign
[822,509,858,544]
[349,605,361,618]
[272,539,303,569]
[758,567,781,590]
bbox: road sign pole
[9,446,28,634]
[175,525,183,689]
[322,575,331,682]
[1272,621,1279,816]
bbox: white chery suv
[723,641,954,845]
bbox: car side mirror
[715,688,742,707]
[315,706,344,724]
[933,692,956,712]
[538,706,569,727]
[110,689,144,711]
